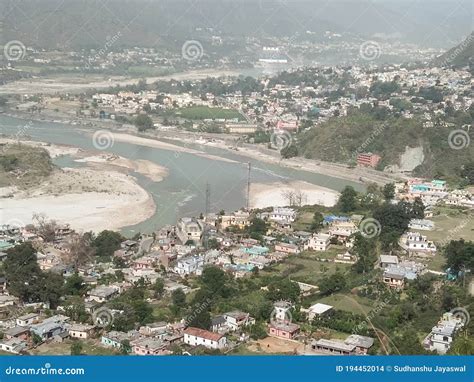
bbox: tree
[93,230,124,259]
[32,213,57,242]
[134,114,154,131]
[120,340,132,355]
[318,273,347,296]
[393,328,430,355]
[337,186,358,213]
[186,305,212,330]
[249,323,267,340]
[411,197,425,219]
[460,161,474,185]
[280,145,298,159]
[248,217,268,239]
[373,202,410,249]
[310,212,324,232]
[70,341,83,355]
[266,278,300,303]
[382,183,395,201]
[4,243,64,307]
[444,240,474,273]
[65,273,87,296]
[68,232,95,269]
[171,288,187,309]
[200,266,233,298]
[153,278,165,298]
[352,233,377,274]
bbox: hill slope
[298,111,473,182]
[434,32,474,70]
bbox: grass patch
[311,293,375,315]
[174,106,244,121]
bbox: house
[0,338,27,354]
[379,255,399,269]
[220,210,250,230]
[312,339,355,355]
[69,324,95,339]
[101,331,133,349]
[16,312,40,327]
[139,322,168,337]
[87,285,119,303]
[409,219,435,231]
[183,327,227,349]
[307,303,333,321]
[357,153,381,168]
[274,242,300,255]
[423,312,465,354]
[335,252,357,264]
[174,256,204,276]
[268,322,300,339]
[382,268,406,289]
[269,207,296,224]
[30,317,69,341]
[222,311,255,331]
[304,233,331,252]
[4,326,30,341]
[399,232,437,256]
[344,334,374,355]
[132,338,170,356]
[176,218,203,245]
[211,316,227,333]
[329,221,358,242]
[0,295,19,308]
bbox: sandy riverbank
[0,168,155,232]
[76,154,169,183]
[0,69,240,95]
[0,139,157,232]
[250,181,339,209]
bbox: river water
[0,115,363,235]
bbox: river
[0,115,364,235]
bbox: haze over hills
[433,32,474,71]
[1,0,472,50]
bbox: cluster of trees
[3,243,64,308]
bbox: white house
[86,285,119,303]
[269,207,296,224]
[16,313,39,327]
[423,312,465,354]
[176,218,203,245]
[174,256,204,276]
[304,233,331,251]
[399,232,437,256]
[222,311,255,331]
[307,303,333,321]
[183,327,227,349]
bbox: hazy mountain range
[1,0,472,50]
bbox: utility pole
[203,182,211,249]
[246,162,251,210]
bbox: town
[0,173,472,356]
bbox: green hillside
[298,110,473,182]
[434,32,474,71]
[0,143,54,188]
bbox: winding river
[0,115,364,235]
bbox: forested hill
[298,108,474,183]
[433,32,474,72]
